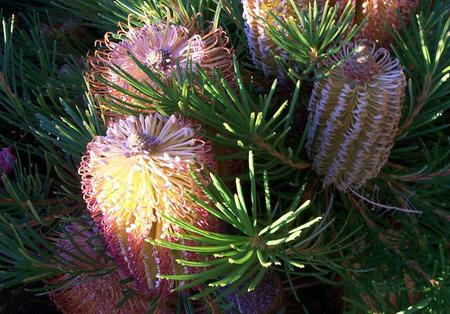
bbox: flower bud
[307,42,406,191]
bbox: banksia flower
[222,271,284,313]
[79,113,217,297]
[241,0,296,77]
[336,0,418,46]
[241,0,329,77]
[47,220,151,314]
[306,42,406,191]
[89,19,233,110]
[359,0,418,46]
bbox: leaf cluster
[267,0,362,79]
[0,0,448,313]
[150,151,354,301]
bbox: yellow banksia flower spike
[79,113,218,298]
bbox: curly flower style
[306,42,406,191]
[47,220,151,314]
[89,19,233,109]
[79,113,217,297]
[336,0,418,46]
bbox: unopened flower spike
[79,113,218,298]
[47,219,152,314]
[306,41,406,191]
[88,16,234,112]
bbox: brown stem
[397,74,433,136]
[349,193,437,285]
[396,169,450,182]
[252,135,311,170]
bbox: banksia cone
[306,42,406,191]
[89,18,233,110]
[79,113,218,298]
[47,220,151,314]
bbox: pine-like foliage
[0,0,448,313]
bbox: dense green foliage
[0,0,448,312]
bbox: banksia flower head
[79,113,217,297]
[359,0,418,46]
[336,0,418,46]
[241,0,327,77]
[306,42,406,191]
[89,18,233,109]
[47,220,151,314]
[222,271,284,313]
[241,0,295,77]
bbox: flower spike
[79,113,218,297]
[336,0,418,46]
[241,0,329,77]
[306,42,406,191]
[47,219,152,313]
[89,17,234,112]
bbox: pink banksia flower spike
[78,113,218,297]
[88,17,234,111]
[306,41,406,191]
[47,219,152,314]
[0,146,16,177]
[335,0,418,46]
[359,0,418,46]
